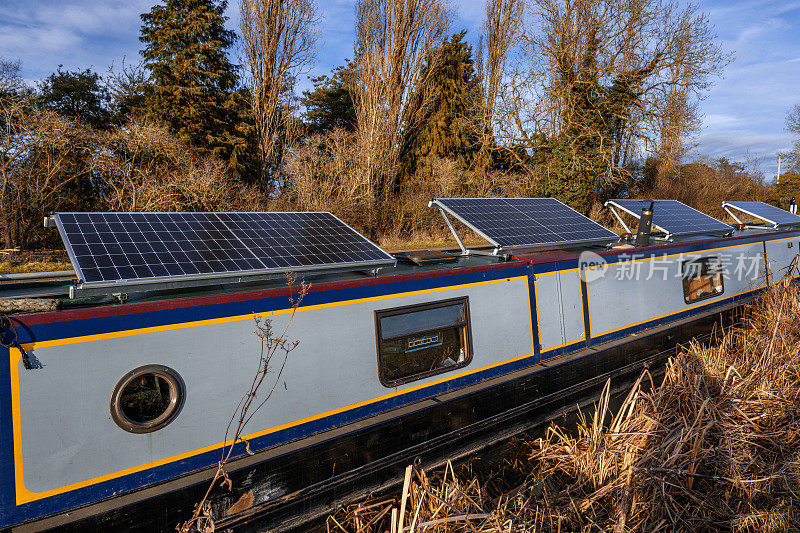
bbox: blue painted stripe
[16,266,528,346]
[0,345,14,523]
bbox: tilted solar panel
[52,212,395,287]
[722,201,800,228]
[605,199,731,236]
[431,198,617,250]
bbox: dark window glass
[376,297,472,386]
[379,303,465,338]
[682,256,724,303]
[120,374,173,423]
[110,365,184,433]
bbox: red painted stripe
[514,228,800,265]
[17,260,527,326]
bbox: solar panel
[430,198,618,250]
[52,212,395,288]
[605,199,732,237]
[722,201,800,228]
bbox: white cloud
[0,0,152,79]
[703,114,743,129]
[688,131,793,174]
[689,0,800,174]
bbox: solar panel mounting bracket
[431,198,618,254]
[604,199,733,241]
[723,205,744,225]
[433,202,468,254]
[430,201,503,256]
[605,204,633,234]
[428,200,500,257]
[721,201,800,229]
[605,200,676,240]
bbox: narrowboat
[1,198,798,532]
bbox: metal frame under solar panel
[47,212,396,298]
[429,198,619,254]
[722,201,800,229]
[605,199,733,240]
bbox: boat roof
[5,198,800,310]
[2,224,797,313]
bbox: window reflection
[682,257,724,303]
[376,297,472,386]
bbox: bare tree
[652,10,730,182]
[350,0,452,234]
[477,0,523,147]
[783,104,800,172]
[93,120,232,212]
[0,95,90,248]
[240,0,318,188]
[0,94,26,247]
[491,0,729,201]
[0,58,26,95]
[106,57,150,121]
[90,117,268,213]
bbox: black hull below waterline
[30,310,730,533]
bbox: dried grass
[0,261,72,274]
[0,249,71,274]
[328,277,800,533]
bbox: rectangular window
[375,297,472,387]
[682,256,724,303]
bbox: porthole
[110,365,184,433]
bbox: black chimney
[635,201,654,247]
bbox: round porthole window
[110,365,184,433]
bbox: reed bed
[327,278,800,532]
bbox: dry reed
[328,276,800,532]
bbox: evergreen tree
[139,0,240,159]
[227,88,261,182]
[400,31,482,181]
[775,171,800,209]
[300,62,357,135]
[534,32,657,213]
[38,67,112,130]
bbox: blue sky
[1,0,798,177]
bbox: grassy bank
[0,250,71,274]
[328,280,800,532]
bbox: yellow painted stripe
[768,236,800,244]
[10,346,24,504]
[19,277,523,352]
[536,270,585,353]
[585,239,769,269]
[590,285,760,338]
[533,276,543,348]
[524,274,536,356]
[586,237,795,337]
[577,272,587,340]
[12,276,532,505]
